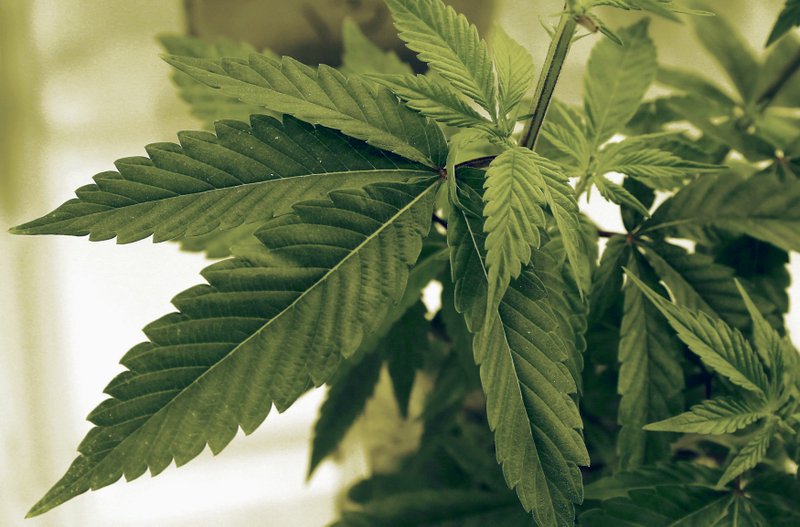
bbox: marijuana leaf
[385,0,497,117]
[369,74,493,129]
[584,20,657,146]
[448,171,588,526]
[26,180,439,517]
[491,26,535,123]
[482,147,547,317]
[642,172,800,254]
[162,54,447,167]
[644,397,769,434]
[767,0,800,46]
[340,18,413,76]
[717,419,777,486]
[617,252,683,469]
[12,117,437,243]
[625,272,770,397]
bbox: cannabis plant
[11,0,800,525]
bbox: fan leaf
[162,54,447,168]
[12,116,438,244]
[27,179,439,517]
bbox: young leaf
[448,172,588,526]
[642,172,800,253]
[718,419,777,486]
[596,141,721,189]
[584,461,721,501]
[26,180,438,517]
[385,0,497,116]
[537,101,591,176]
[767,0,800,46]
[162,54,447,168]
[735,280,788,368]
[624,272,770,398]
[11,116,437,243]
[593,176,651,217]
[308,351,383,478]
[617,253,683,469]
[159,35,269,129]
[369,74,493,129]
[644,397,768,434]
[340,18,413,76]
[482,147,547,317]
[491,26,535,121]
[584,20,657,146]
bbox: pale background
[0,0,796,526]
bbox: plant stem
[519,7,578,150]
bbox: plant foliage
[9,0,800,526]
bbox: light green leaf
[26,180,439,517]
[593,176,651,218]
[449,171,588,526]
[482,147,547,317]
[645,397,768,434]
[767,0,800,46]
[584,20,657,146]
[734,280,790,369]
[162,54,447,167]
[159,34,271,129]
[625,272,770,397]
[538,101,590,174]
[718,419,777,486]
[588,0,712,21]
[385,0,497,116]
[369,74,492,129]
[385,303,429,418]
[533,154,591,294]
[11,116,437,243]
[341,18,413,75]
[491,26,535,121]
[617,253,683,469]
[597,141,721,189]
[643,172,800,253]
[655,66,737,108]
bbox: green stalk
[519,7,578,150]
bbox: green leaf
[491,26,535,121]
[639,241,772,331]
[369,74,493,129]
[179,223,260,258]
[162,54,447,168]
[309,351,383,477]
[655,66,738,108]
[767,1,800,46]
[593,176,651,217]
[482,147,547,316]
[341,18,413,76]
[584,461,720,500]
[718,419,777,486]
[11,116,437,243]
[644,397,768,434]
[747,472,800,525]
[617,253,683,469]
[386,303,430,417]
[26,179,438,517]
[537,101,590,175]
[689,3,761,101]
[385,0,497,116]
[642,172,800,253]
[581,485,733,526]
[734,280,788,368]
[624,271,770,397]
[588,235,627,324]
[584,20,657,146]
[589,0,712,21]
[597,140,721,189]
[332,489,530,526]
[448,171,588,526]
[159,35,271,129]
